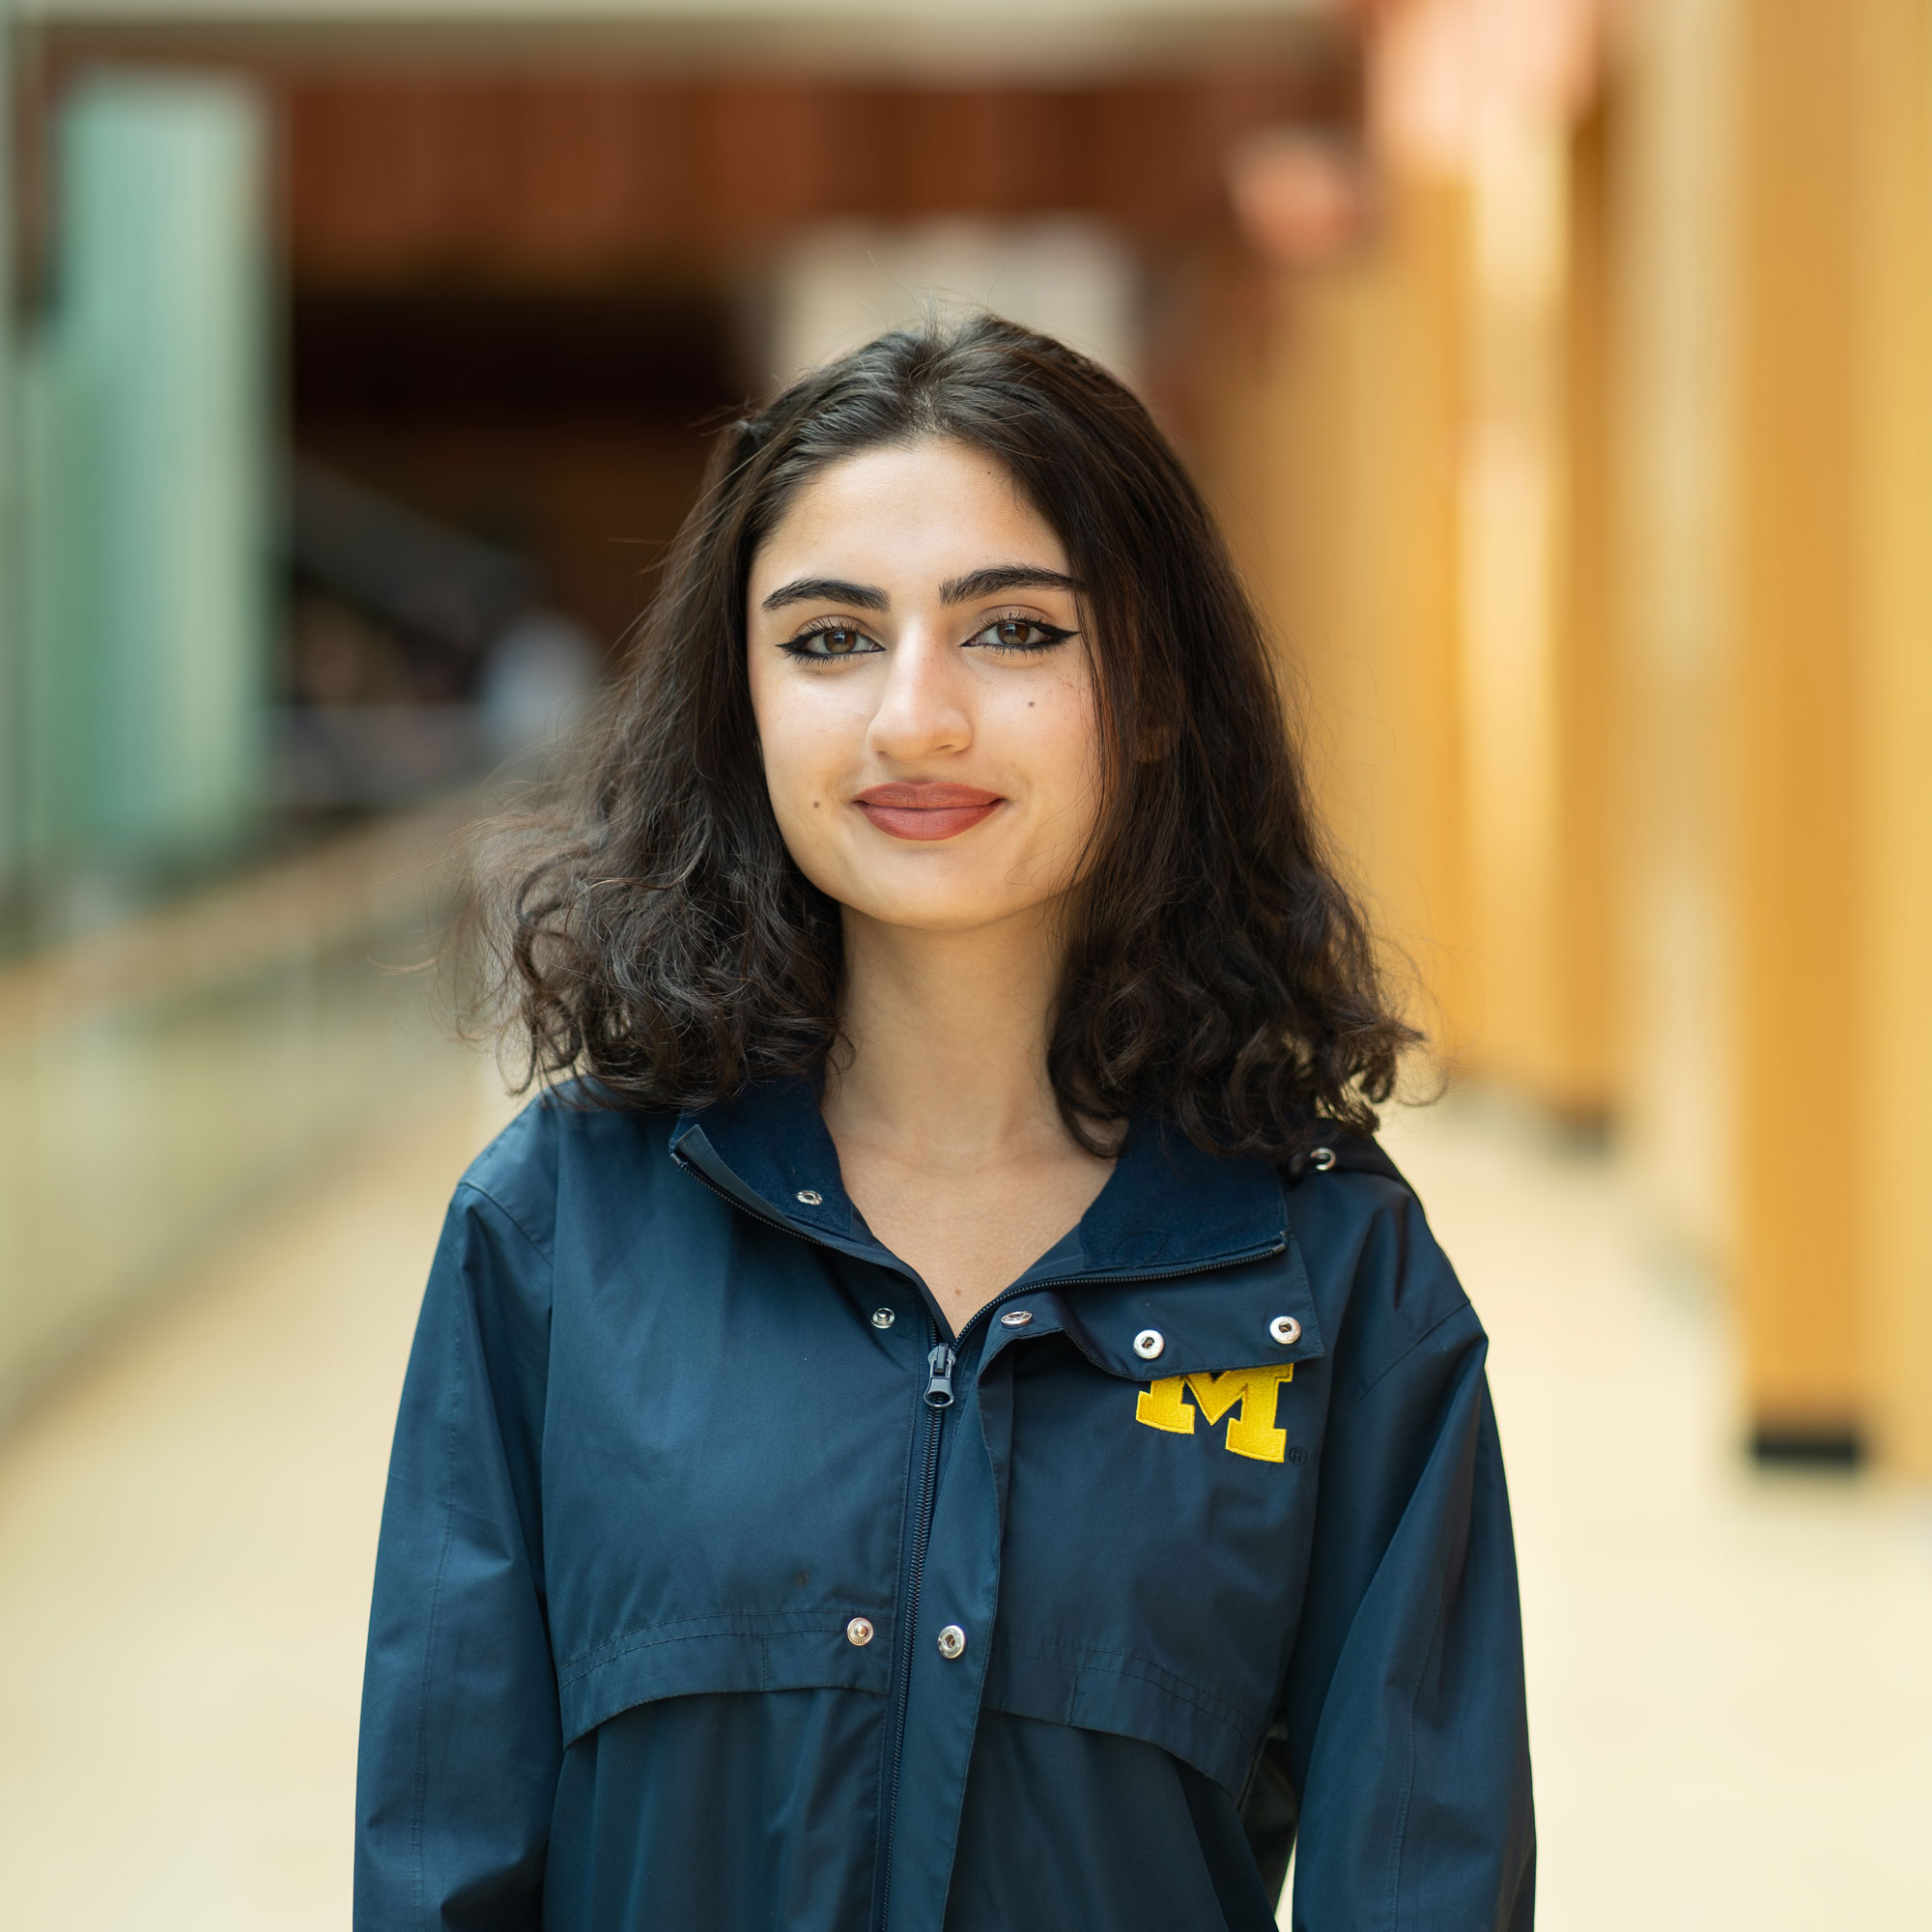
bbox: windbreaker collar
[669,1076,1288,1281]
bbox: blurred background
[2,0,1930,1925]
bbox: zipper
[675,1139,950,1932]
[922,1345,955,1408]
[873,1338,954,1931]
[867,1242,1286,1929]
[676,1136,1286,1930]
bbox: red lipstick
[853,782,1004,841]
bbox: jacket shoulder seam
[454,1178,554,1265]
[1345,1293,1476,1406]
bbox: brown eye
[787,624,879,660]
[969,616,1070,654]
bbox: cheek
[1017,672,1104,815]
[750,672,851,838]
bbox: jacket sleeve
[1282,1185,1535,1930]
[355,1178,561,1931]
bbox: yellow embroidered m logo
[1135,1367,1295,1463]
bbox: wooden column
[1554,104,1618,1121]
[1849,0,1932,1475]
[1720,0,1932,1468]
[1192,119,1618,1114]
[1190,174,1477,1066]
[1454,105,1616,1118]
[1729,0,1871,1453]
[1605,0,1741,1285]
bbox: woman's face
[746,438,1103,937]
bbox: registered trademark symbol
[1287,1445,1307,1464]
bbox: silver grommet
[936,1624,967,1660]
[999,1309,1033,1327]
[1133,1328,1165,1360]
[795,1188,824,1206]
[870,1308,895,1329]
[1308,1147,1336,1172]
[1269,1314,1302,1346]
[846,1616,874,1647]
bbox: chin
[837,874,1051,933]
[846,892,1026,932]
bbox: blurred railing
[0,800,483,1433]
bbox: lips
[852,782,1004,841]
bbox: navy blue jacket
[355,1079,1534,1930]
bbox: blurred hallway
[0,1070,520,1932]
[10,3,1932,1923]
[3,1065,1928,1931]
[1387,1104,1932,1930]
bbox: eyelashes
[779,622,881,662]
[777,611,1077,663]
[968,616,1077,655]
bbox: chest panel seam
[559,1608,879,1685]
[993,1630,1258,1732]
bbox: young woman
[355,316,1534,1931]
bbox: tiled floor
[1376,1099,1932,1932]
[0,1066,520,1932]
[1,1076,1928,1929]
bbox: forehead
[749,439,1069,593]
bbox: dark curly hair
[474,312,1416,1158]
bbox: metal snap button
[1133,1328,1165,1360]
[1268,1315,1302,1346]
[936,1624,967,1660]
[1308,1147,1336,1172]
[870,1308,895,1329]
[999,1309,1033,1327]
[845,1616,874,1647]
[795,1188,824,1206]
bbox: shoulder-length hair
[478,312,1415,1158]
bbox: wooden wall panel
[1605,0,1740,1294]
[268,73,1324,287]
[1710,0,1932,1467]
[1187,176,1474,1065]
[1850,0,1932,1476]
[1729,0,1866,1442]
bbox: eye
[967,616,1074,655]
[782,623,883,662]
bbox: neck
[825,902,1070,1167]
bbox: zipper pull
[923,1345,956,1409]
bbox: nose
[866,627,972,762]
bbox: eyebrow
[759,577,890,612]
[757,564,1085,615]
[939,565,1084,606]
